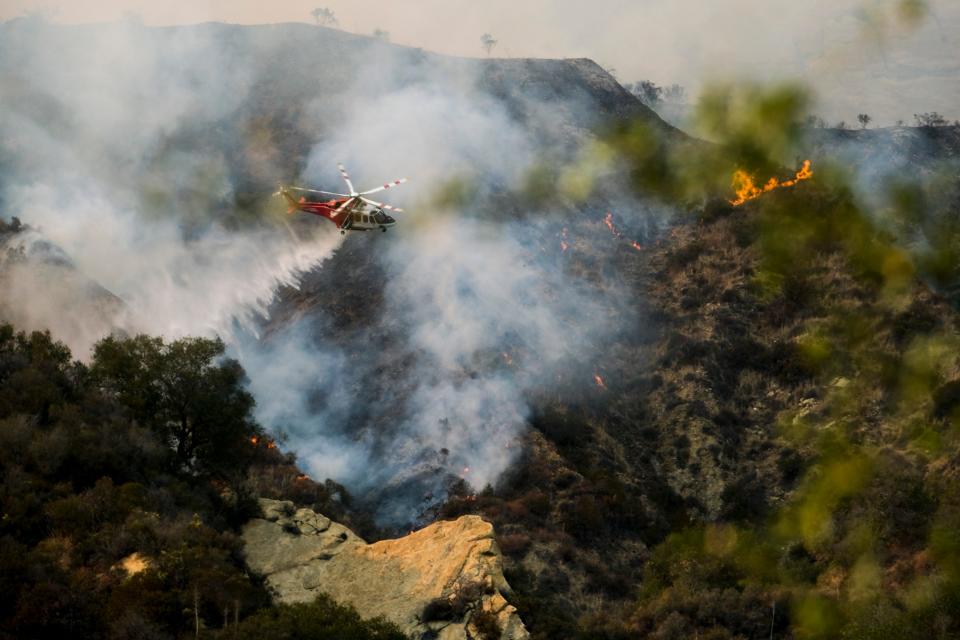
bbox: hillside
[1,16,960,640]
[802,124,960,184]
[0,18,693,522]
[801,125,960,302]
[261,147,960,637]
[0,19,677,206]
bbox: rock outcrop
[242,499,529,640]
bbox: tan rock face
[242,499,529,640]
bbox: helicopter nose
[385,215,396,224]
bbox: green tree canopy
[91,335,261,477]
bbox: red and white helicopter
[275,163,407,234]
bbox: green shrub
[234,594,405,640]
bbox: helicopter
[275,163,407,234]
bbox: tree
[310,7,337,26]
[914,112,948,128]
[372,28,390,41]
[662,84,686,103]
[0,326,77,424]
[234,595,405,639]
[857,113,872,129]
[627,80,662,107]
[480,33,497,55]
[91,335,261,477]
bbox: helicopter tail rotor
[272,185,301,213]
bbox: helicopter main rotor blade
[334,196,357,213]
[285,186,350,197]
[337,163,357,196]
[360,197,404,213]
[359,178,408,196]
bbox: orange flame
[730,160,813,206]
[594,373,607,389]
[250,435,277,449]
[603,213,616,233]
[603,212,644,252]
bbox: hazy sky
[2,0,958,123]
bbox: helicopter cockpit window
[374,210,386,223]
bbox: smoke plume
[0,18,643,524]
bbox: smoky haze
[233,45,644,524]
[1,3,954,525]
[2,0,958,125]
[0,19,650,524]
[0,21,346,355]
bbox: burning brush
[602,213,644,252]
[729,160,813,206]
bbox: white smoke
[8,182,342,348]
[249,45,635,523]
[0,19,640,525]
[0,19,346,356]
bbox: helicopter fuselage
[282,192,396,232]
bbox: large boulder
[242,499,529,640]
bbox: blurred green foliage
[596,73,960,638]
